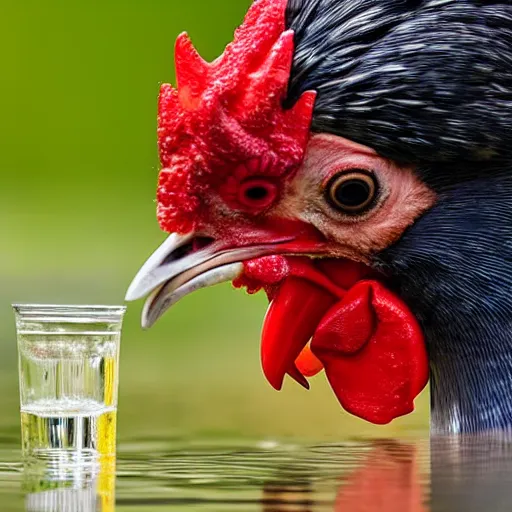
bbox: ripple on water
[0,438,430,511]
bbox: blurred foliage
[0,0,428,442]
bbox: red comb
[156,0,316,233]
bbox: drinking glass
[13,305,125,461]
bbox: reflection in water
[14,439,430,511]
[257,437,512,512]
[12,435,512,511]
[22,454,115,512]
[431,436,512,512]
[334,441,427,512]
[110,439,429,510]
[18,436,512,511]
[12,436,512,511]
[263,481,315,511]
[261,440,428,512]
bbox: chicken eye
[238,179,278,210]
[326,170,378,214]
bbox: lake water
[0,433,511,511]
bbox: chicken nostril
[161,236,215,265]
[161,242,194,265]
[192,236,215,252]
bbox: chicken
[126,0,512,434]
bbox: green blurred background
[0,0,428,442]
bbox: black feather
[286,0,512,168]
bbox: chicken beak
[125,233,269,328]
[126,233,194,301]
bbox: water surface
[0,437,430,511]
[1,433,512,510]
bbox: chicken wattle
[237,256,428,424]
